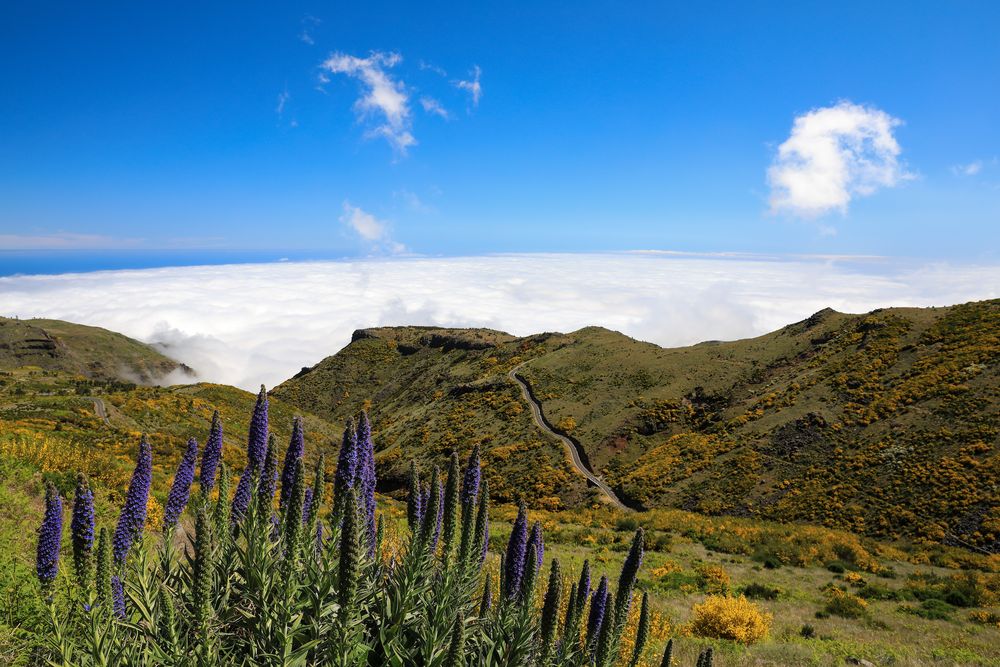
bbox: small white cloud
[299,15,321,45]
[767,101,911,218]
[419,60,447,77]
[276,90,289,115]
[394,189,434,213]
[951,158,996,176]
[339,202,406,254]
[321,51,415,154]
[453,65,482,108]
[419,96,449,119]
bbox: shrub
[689,594,772,644]
[799,623,816,639]
[742,583,780,600]
[615,516,640,532]
[902,599,953,621]
[823,587,869,619]
[761,555,782,570]
[826,561,846,574]
[968,610,1000,628]
[696,563,731,594]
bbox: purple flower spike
[527,521,544,571]
[231,465,255,522]
[111,575,126,619]
[587,576,609,642]
[36,483,63,587]
[164,438,198,529]
[71,474,94,582]
[461,445,480,508]
[280,417,305,511]
[356,411,377,555]
[200,411,223,492]
[503,502,529,599]
[247,385,269,470]
[113,437,152,565]
[334,420,358,494]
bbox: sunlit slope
[0,316,189,383]
[275,301,1000,548]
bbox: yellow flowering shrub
[689,595,771,644]
[696,563,731,594]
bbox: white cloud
[953,160,983,176]
[420,96,449,119]
[768,101,911,218]
[393,189,434,213]
[339,202,406,255]
[1,253,996,391]
[321,51,416,154]
[418,60,448,77]
[299,15,321,45]
[276,90,289,116]
[453,65,482,108]
[951,158,996,176]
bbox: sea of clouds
[1,253,997,391]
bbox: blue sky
[1,1,998,260]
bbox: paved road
[508,362,630,511]
[91,397,110,425]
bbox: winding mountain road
[91,397,110,425]
[508,362,630,511]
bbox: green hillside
[0,316,190,383]
[274,300,1000,550]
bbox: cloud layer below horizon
[1,254,997,391]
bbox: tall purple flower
[36,483,63,587]
[612,528,644,624]
[503,502,528,599]
[279,417,305,511]
[71,473,95,586]
[587,576,609,644]
[230,464,255,522]
[257,434,278,505]
[247,385,269,470]
[164,438,198,530]
[461,445,481,508]
[200,410,223,493]
[111,574,126,619]
[355,411,377,555]
[332,419,357,520]
[113,437,152,565]
[527,521,544,571]
[302,488,313,524]
[407,461,424,531]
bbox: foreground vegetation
[24,395,691,666]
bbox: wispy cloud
[1,254,996,390]
[767,101,911,218]
[0,233,144,250]
[339,202,406,255]
[394,189,435,213]
[276,89,289,116]
[951,158,996,176]
[453,65,482,108]
[418,60,447,77]
[419,96,449,119]
[299,15,321,45]
[321,51,415,154]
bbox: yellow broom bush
[689,594,771,644]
